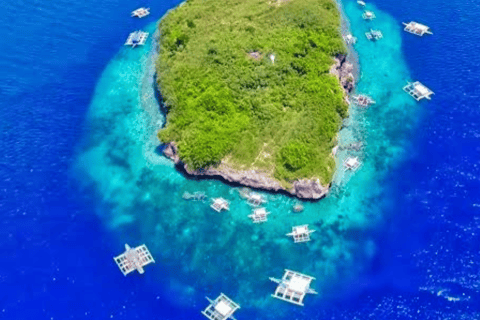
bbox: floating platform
[351,94,375,107]
[344,157,361,171]
[365,29,383,41]
[357,0,366,6]
[286,225,315,243]
[248,207,270,223]
[211,197,230,212]
[362,11,376,20]
[269,270,318,306]
[201,293,240,320]
[113,243,155,276]
[403,21,432,36]
[403,81,434,101]
[343,34,357,45]
[131,7,150,18]
[125,31,149,47]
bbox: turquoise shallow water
[74,1,421,317]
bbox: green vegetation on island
[156,0,347,187]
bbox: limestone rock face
[330,54,355,93]
[162,142,330,200]
[163,142,180,163]
[292,179,329,199]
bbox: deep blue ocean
[1,0,480,319]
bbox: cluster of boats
[125,8,151,48]
[180,187,321,248]
[114,243,318,317]
[339,1,435,175]
[182,187,304,217]
[343,1,432,44]
[113,184,320,316]
[113,187,319,316]
[358,2,383,42]
[203,189,318,247]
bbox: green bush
[280,141,311,171]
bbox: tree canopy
[157,0,347,186]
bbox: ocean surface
[1,0,480,319]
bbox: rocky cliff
[330,54,355,94]
[163,142,330,199]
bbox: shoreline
[155,0,357,200]
[336,0,360,80]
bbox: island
[156,0,354,199]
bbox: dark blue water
[1,0,479,319]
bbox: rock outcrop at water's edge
[330,53,355,94]
[163,142,330,200]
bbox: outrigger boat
[403,81,434,101]
[239,188,267,206]
[351,94,375,107]
[211,198,230,212]
[182,191,206,201]
[365,29,383,41]
[113,243,155,276]
[248,208,270,223]
[286,225,315,243]
[402,21,433,36]
[202,293,240,320]
[125,31,149,48]
[362,10,376,20]
[269,270,318,306]
[247,193,267,206]
[343,34,357,45]
[131,7,150,18]
[344,157,361,171]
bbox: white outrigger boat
[125,31,149,48]
[202,293,240,320]
[403,81,434,101]
[402,21,433,36]
[113,243,155,276]
[247,193,267,206]
[343,156,361,171]
[286,225,315,243]
[351,94,375,107]
[365,29,383,41]
[362,10,376,20]
[269,270,318,306]
[343,34,357,45]
[131,7,150,18]
[211,197,230,212]
[248,207,270,223]
[239,188,267,206]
